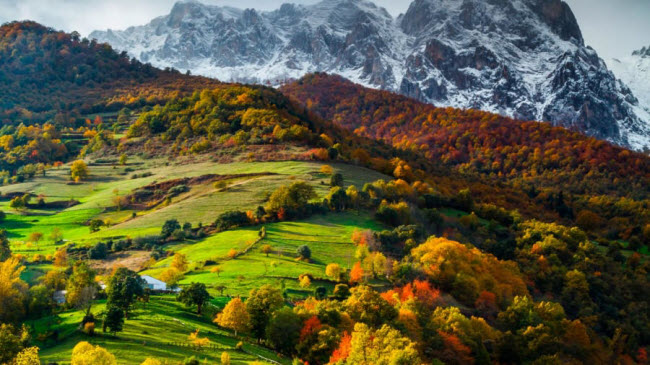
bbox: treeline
[281,72,650,242]
[0,21,221,126]
[281,73,650,199]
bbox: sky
[0,0,648,59]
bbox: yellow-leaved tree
[170,253,189,272]
[70,160,89,182]
[13,347,40,365]
[188,329,210,347]
[343,323,421,365]
[214,297,250,336]
[0,257,28,324]
[71,341,116,365]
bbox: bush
[315,286,327,300]
[88,242,108,260]
[330,173,344,187]
[168,185,189,197]
[297,245,311,260]
[215,211,249,231]
[334,284,350,300]
[161,219,181,238]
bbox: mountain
[608,45,650,121]
[282,73,650,200]
[90,0,650,150]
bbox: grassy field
[142,212,385,297]
[1,152,393,363]
[37,296,290,364]
[2,155,388,256]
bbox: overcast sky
[0,0,648,59]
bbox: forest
[0,21,648,365]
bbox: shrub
[88,242,108,260]
[297,245,311,260]
[330,173,344,187]
[161,219,181,238]
[215,211,249,231]
[168,185,189,197]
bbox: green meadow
[37,297,290,365]
[142,212,385,297]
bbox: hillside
[0,21,648,365]
[90,0,650,149]
[282,73,650,223]
[0,21,220,126]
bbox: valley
[0,16,648,365]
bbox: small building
[53,290,67,305]
[140,275,167,291]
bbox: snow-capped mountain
[608,46,650,118]
[90,0,650,150]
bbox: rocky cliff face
[91,0,650,150]
[608,45,650,142]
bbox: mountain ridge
[608,45,650,133]
[90,0,650,150]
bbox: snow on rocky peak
[608,46,650,119]
[90,0,650,150]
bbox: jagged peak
[632,46,650,58]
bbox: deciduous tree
[71,341,116,365]
[246,285,284,342]
[177,283,210,314]
[215,297,250,336]
[0,258,28,324]
[70,160,89,182]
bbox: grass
[141,212,385,297]
[37,296,290,364]
[2,152,392,362]
[3,155,389,255]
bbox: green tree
[161,219,181,238]
[27,284,54,317]
[330,173,344,187]
[9,196,25,211]
[119,154,128,166]
[266,181,316,212]
[246,285,284,342]
[89,219,104,233]
[297,245,311,260]
[177,283,211,314]
[0,229,11,261]
[0,324,22,364]
[334,284,351,300]
[106,268,144,319]
[103,305,124,336]
[66,262,96,311]
[326,186,348,211]
[266,307,302,356]
[344,285,397,327]
[49,227,63,243]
